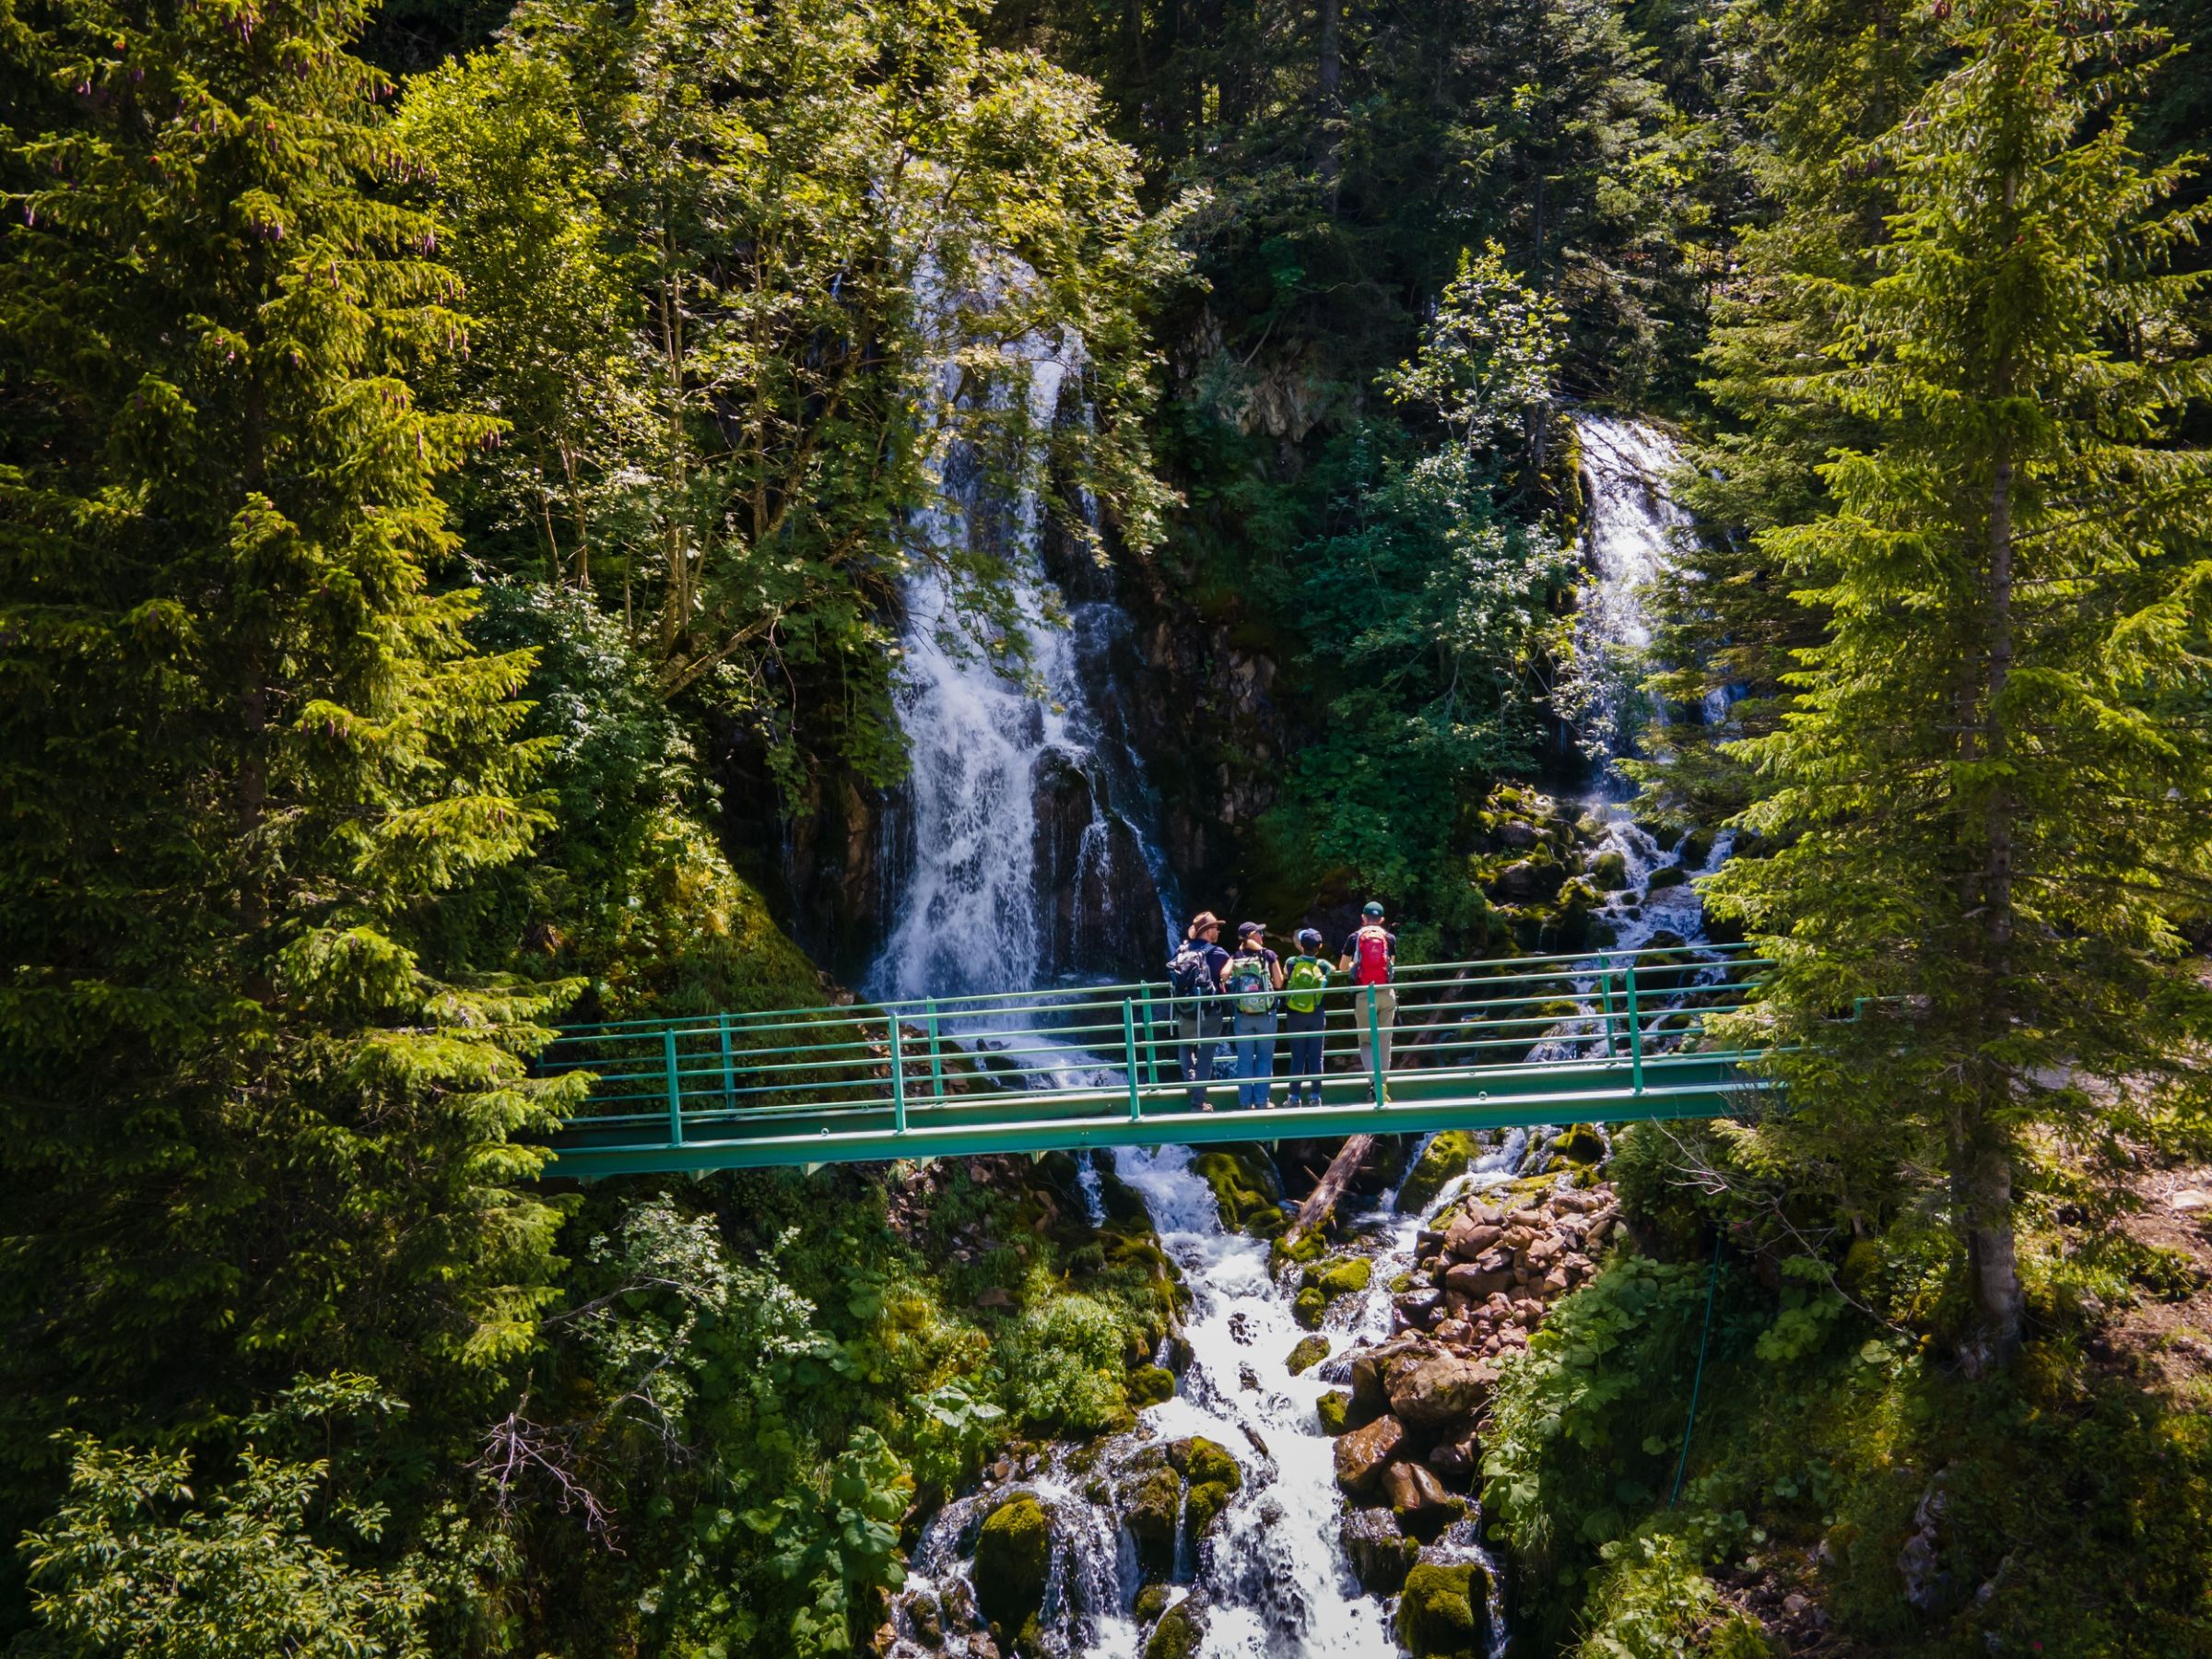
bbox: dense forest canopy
[3,0,2211,1651]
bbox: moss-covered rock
[1305,1255,1372,1299]
[1549,1124,1606,1165]
[1121,1456,1182,1572]
[1133,1581,1171,1624]
[1143,1596,1205,1659]
[973,1496,1052,1630]
[1680,826,1716,868]
[1340,1507,1420,1595]
[1293,1286,1328,1328]
[1192,1147,1283,1233]
[1398,1131,1480,1212]
[1591,849,1630,890]
[1126,1364,1177,1409]
[1396,1560,1492,1658]
[1645,865,1688,892]
[1286,1334,1332,1375]
[1316,1389,1352,1435]
[1165,1437,1243,1536]
[1272,1225,1330,1269]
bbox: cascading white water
[876,403,1721,1658]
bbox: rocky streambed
[885,1126,1628,1659]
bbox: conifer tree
[0,0,584,1551]
[1709,0,2212,1367]
[1633,0,1940,825]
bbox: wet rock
[1293,1286,1328,1328]
[1121,1454,1182,1572]
[1382,1460,1461,1537]
[1432,1317,1473,1345]
[906,1592,943,1647]
[1333,1411,1406,1494]
[1317,1389,1352,1435]
[1386,1354,1499,1430]
[1126,1363,1177,1409]
[1306,1256,1372,1298]
[1286,1334,1332,1375]
[1427,1436,1479,1483]
[1349,1337,1431,1417]
[1548,1124,1606,1165]
[1680,826,1716,867]
[1644,866,1687,893]
[1192,1147,1283,1233]
[1339,1507,1419,1595]
[1142,1594,1205,1659]
[972,1496,1051,1631]
[1165,1437,1242,1534]
[1398,1132,1481,1211]
[1592,849,1630,889]
[1500,820,1538,850]
[1396,1286,1444,1327]
[1495,857,1565,902]
[1396,1560,1493,1658]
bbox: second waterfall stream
[871,410,1724,1656]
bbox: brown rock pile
[1324,1182,1619,1542]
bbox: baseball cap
[1362,901,1385,918]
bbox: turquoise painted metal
[541,942,1776,1178]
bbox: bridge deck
[542,942,1773,1177]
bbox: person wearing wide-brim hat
[1221,922,1285,1110]
[1168,912,1230,1110]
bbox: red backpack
[1351,926,1394,986]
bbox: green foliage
[18,1377,505,1658]
[397,0,1188,798]
[999,1293,1135,1435]
[1570,1532,1771,1659]
[0,0,582,1607]
[1705,0,2212,1359]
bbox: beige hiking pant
[1356,984,1397,1080]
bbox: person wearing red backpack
[1338,900,1398,1100]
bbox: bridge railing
[540,940,1771,1155]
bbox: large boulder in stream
[1165,1436,1242,1533]
[1398,1133,1480,1212]
[972,1495,1052,1632]
[1142,1594,1206,1659]
[1333,1410,1406,1494]
[1385,1353,1499,1430]
[1397,1560,1494,1658]
[1339,1507,1419,1594]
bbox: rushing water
[872,407,1726,1656]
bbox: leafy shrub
[999,1293,1136,1436]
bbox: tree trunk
[1285,1134,1373,1248]
[1316,0,1341,191]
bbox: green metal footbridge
[541,942,1777,1179]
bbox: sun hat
[1189,911,1223,932]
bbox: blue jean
[1282,1007,1325,1103]
[1231,1010,1277,1108]
[1178,1004,1225,1105]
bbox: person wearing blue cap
[1280,928,1332,1105]
[1221,922,1283,1108]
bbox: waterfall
[865,328,1174,1005]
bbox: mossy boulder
[1645,865,1688,892]
[1286,1334,1332,1374]
[1340,1507,1420,1596]
[1399,1131,1480,1212]
[1549,1124,1606,1165]
[1591,849,1630,890]
[1305,1256,1372,1299]
[1272,1226,1329,1269]
[1396,1560,1492,1658]
[1293,1286,1328,1328]
[1143,1596,1205,1659]
[1680,826,1716,868]
[1134,1581,1172,1624]
[1316,1389,1352,1434]
[1192,1147,1283,1233]
[1166,1436,1243,1535]
[1126,1364,1177,1409]
[1121,1456,1182,1571]
[973,1496,1052,1630]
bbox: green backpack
[1283,954,1329,1014]
[1224,954,1275,1015]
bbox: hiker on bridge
[1168,911,1230,1110]
[1223,922,1285,1109]
[1340,900,1398,1100]
[1280,928,1331,1105]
